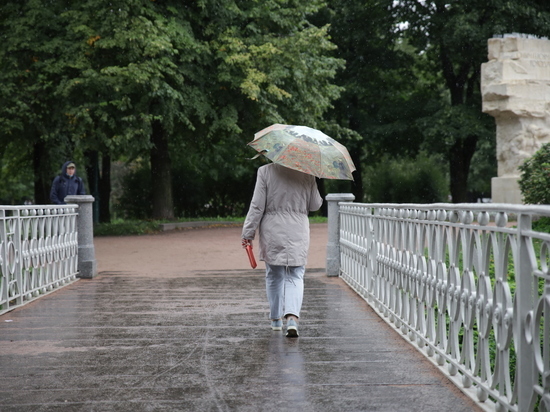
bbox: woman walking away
[242,163,323,337]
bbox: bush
[115,163,152,220]
[365,152,448,203]
[94,219,160,236]
[518,143,550,204]
[533,216,550,233]
[114,156,257,220]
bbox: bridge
[1,197,549,411]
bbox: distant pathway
[94,224,329,276]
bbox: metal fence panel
[0,205,79,315]
[338,202,550,412]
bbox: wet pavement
[0,226,482,411]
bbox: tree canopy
[0,0,344,218]
[392,0,550,201]
[1,0,550,215]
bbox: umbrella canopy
[248,124,356,180]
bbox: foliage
[317,0,425,201]
[0,2,66,142]
[392,0,550,202]
[115,162,152,220]
[309,215,328,224]
[518,143,550,205]
[117,154,255,219]
[364,152,448,203]
[93,217,244,236]
[0,143,34,204]
[318,0,550,203]
[532,217,550,233]
[0,1,89,201]
[93,219,161,236]
[466,133,497,198]
[94,216,323,237]
[3,0,550,211]
[0,0,345,215]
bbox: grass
[94,215,327,236]
[309,215,328,224]
[94,216,244,236]
[94,220,160,236]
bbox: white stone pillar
[325,193,354,277]
[65,195,97,279]
[481,34,550,203]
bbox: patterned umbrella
[248,124,356,180]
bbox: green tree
[0,1,80,204]
[365,152,448,203]
[112,0,347,218]
[0,143,34,204]
[58,1,198,219]
[1,0,344,218]
[393,0,550,202]
[318,0,441,202]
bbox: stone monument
[481,34,550,204]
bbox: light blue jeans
[265,263,305,320]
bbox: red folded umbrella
[246,244,257,269]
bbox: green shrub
[365,152,448,203]
[518,143,550,204]
[114,155,257,220]
[533,216,550,233]
[115,163,152,220]
[94,219,160,236]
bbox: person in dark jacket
[50,161,86,204]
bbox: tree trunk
[350,147,363,202]
[449,135,478,203]
[33,140,50,205]
[99,154,111,223]
[85,151,100,223]
[150,121,174,219]
[317,179,327,216]
[439,42,480,203]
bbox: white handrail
[336,201,550,412]
[0,205,79,315]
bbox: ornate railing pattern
[0,205,79,315]
[338,202,549,412]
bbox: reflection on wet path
[265,332,309,405]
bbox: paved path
[0,224,482,411]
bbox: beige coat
[242,163,323,266]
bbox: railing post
[65,195,97,279]
[14,209,23,305]
[0,210,10,309]
[326,193,354,277]
[515,212,537,410]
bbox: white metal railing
[338,202,549,412]
[0,205,79,315]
